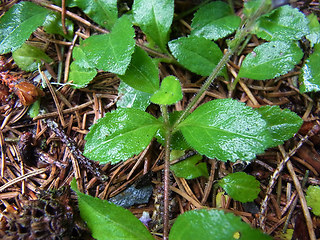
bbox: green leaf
[168,36,225,76]
[84,108,162,164]
[243,0,272,18]
[117,81,151,111]
[256,105,303,147]
[70,179,154,240]
[119,47,159,94]
[70,0,118,29]
[12,43,53,72]
[299,43,320,93]
[219,172,260,203]
[72,45,95,69]
[306,185,320,216]
[68,62,97,88]
[150,76,182,105]
[306,14,320,47]
[177,99,272,162]
[169,209,271,240]
[156,111,190,150]
[0,1,50,54]
[238,41,303,80]
[73,15,135,75]
[43,13,74,41]
[171,154,208,180]
[255,5,309,41]
[133,0,174,51]
[191,1,241,41]
[28,100,41,118]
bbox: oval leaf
[191,1,241,40]
[12,43,53,72]
[219,172,260,203]
[73,15,135,75]
[150,76,182,105]
[84,108,162,164]
[238,41,303,80]
[256,105,303,147]
[119,47,159,94]
[169,209,271,240]
[177,99,272,162]
[71,180,154,240]
[170,154,208,179]
[117,81,151,111]
[0,1,50,54]
[68,62,97,88]
[169,36,224,76]
[299,43,320,93]
[306,185,320,216]
[255,5,309,41]
[133,0,174,51]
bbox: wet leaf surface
[169,36,225,76]
[255,5,309,41]
[0,1,50,54]
[133,0,174,51]
[191,1,241,40]
[177,99,272,162]
[169,209,271,240]
[150,76,182,105]
[306,14,320,47]
[117,81,151,111]
[219,172,260,203]
[299,43,320,93]
[170,154,208,179]
[119,47,159,94]
[256,105,303,147]
[238,41,303,80]
[72,15,135,75]
[68,62,97,88]
[84,108,162,164]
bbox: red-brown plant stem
[160,105,171,240]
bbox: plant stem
[172,0,271,129]
[160,104,171,240]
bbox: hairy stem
[172,0,271,129]
[160,105,171,240]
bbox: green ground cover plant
[1,0,319,239]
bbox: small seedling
[0,0,317,239]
